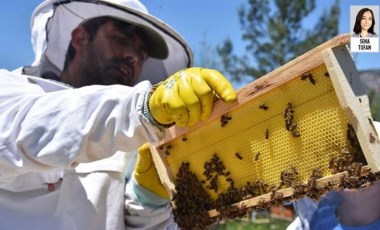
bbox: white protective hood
[24,0,193,85]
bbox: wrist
[142,89,174,128]
[128,177,170,209]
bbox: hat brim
[123,20,169,59]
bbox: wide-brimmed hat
[24,0,193,84]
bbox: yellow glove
[134,143,170,199]
[148,67,237,127]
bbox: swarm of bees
[278,166,300,188]
[172,162,215,229]
[172,129,378,229]
[203,154,231,193]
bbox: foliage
[368,89,380,121]
[215,218,291,230]
[217,0,340,84]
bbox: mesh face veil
[26,0,194,85]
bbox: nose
[122,49,140,65]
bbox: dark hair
[62,16,146,71]
[353,8,376,35]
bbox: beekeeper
[0,0,237,229]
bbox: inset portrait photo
[350,5,379,52]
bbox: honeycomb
[162,64,353,199]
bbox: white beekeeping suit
[0,0,192,229]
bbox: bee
[291,165,299,175]
[283,103,293,117]
[257,199,266,207]
[341,149,353,163]
[209,175,218,192]
[165,150,170,156]
[308,74,316,85]
[166,144,172,149]
[356,163,362,177]
[301,74,309,81]
[276,192,284,199]
[211,153,220,163]
[283,108,289,118]
[286,103,295,116]
[226,177,234,182]
[235,152,243,160]
[301,73,316,85]
[370,133,376,143]
[254,152,260,161]
[220,113,232,127]
[270,187,277,200]
[259,103,269,111]
[181,136,188,142]
[328,157,335,169]
[324,72,330,77]
[310,168,323,180]
[341,148,350,155]
[292,130,301,137]
[265,129,269,139]
[289,122,297,131]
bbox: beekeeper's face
[74,19,148,87]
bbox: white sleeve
[287,197,318,230]
[124,179,179,230]
[0,69,164,180]
[122,150,178,230]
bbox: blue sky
[0,0,379,73]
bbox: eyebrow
[112,30,149,58]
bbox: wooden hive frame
[150,33,380,221]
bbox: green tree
[368,89,380,121]
[217,0,340,84]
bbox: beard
[75,43,138,87]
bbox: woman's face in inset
[361,11,373,31]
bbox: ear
[71,26,89,54]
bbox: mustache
[111,58,134,70]
[113,58,135,74]
[106,57,136,85]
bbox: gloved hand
[134,143,170,199]
[148,67,237,127]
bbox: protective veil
[25,0,193,85]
